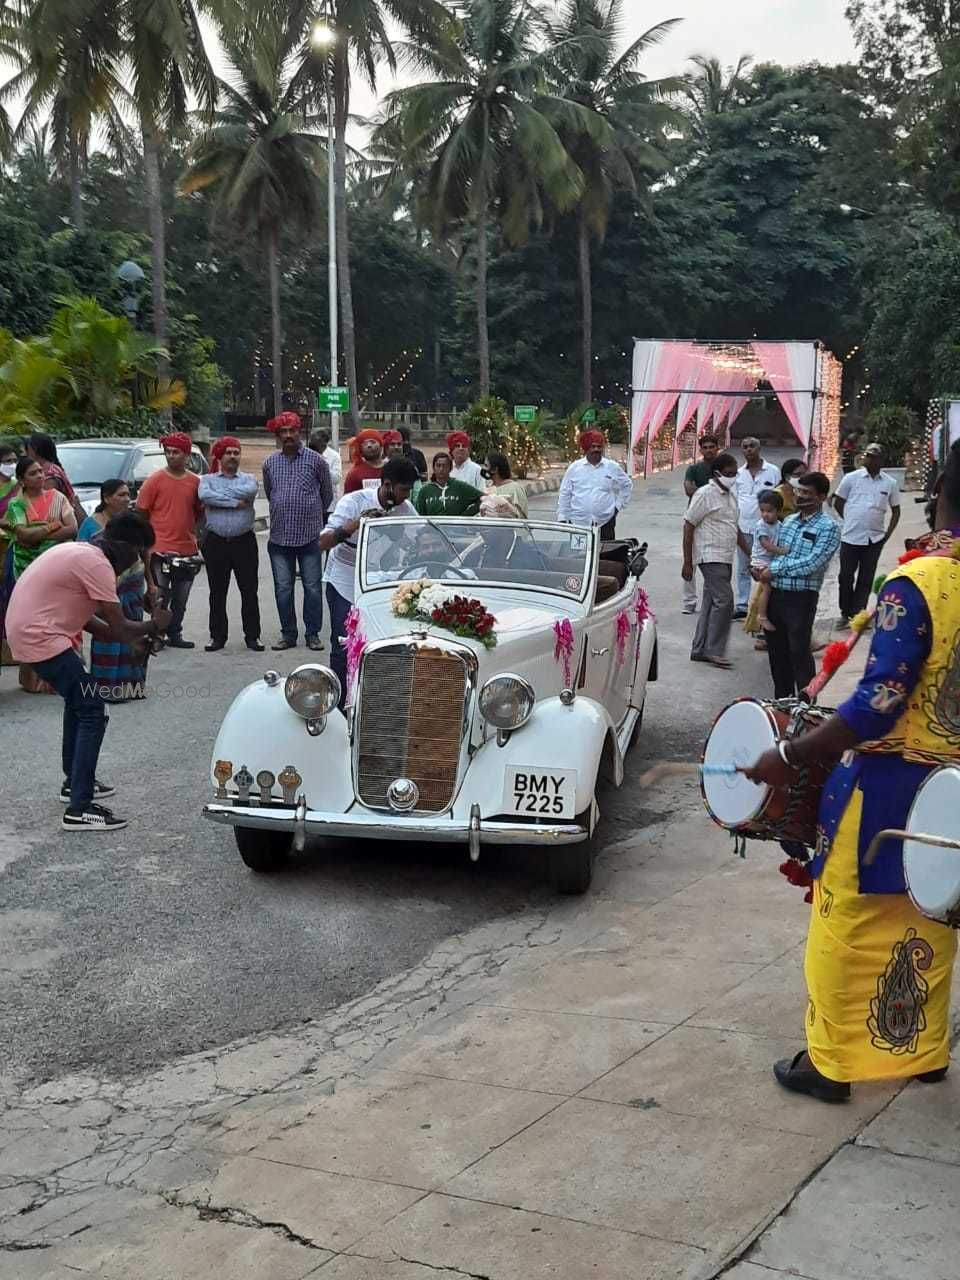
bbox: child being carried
[744,489,789,638]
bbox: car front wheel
[551,808,598,895]
[234,826,292,873]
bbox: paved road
[0,457,786,1087]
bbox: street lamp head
[838,203,853,216]
[311,21,336,47]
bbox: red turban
[447,431,470,450]
[210,436,241,473]
[266,411,301,433]
[382,429,403,446]
[349,428,384,464]
[579,430,605,452]
[160,432,192,456]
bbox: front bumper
[202,801,588,847]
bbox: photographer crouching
[5,512,172,832]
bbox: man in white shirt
[682,452,752,668]
[309,427,343,502]
[733,438,780,616]
[833,441,901,624]
[447,430,484,489]
[557,430,633,538]
[319,456,419,704]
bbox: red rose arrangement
[429,595,498,649]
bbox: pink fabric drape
[752,342,805,445]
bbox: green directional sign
[513,404,537,423]
[581,407,597,424]
[317,386,350,413]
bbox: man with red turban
[136,432,203,647]
[198,437,262,652]
[382,429,404,459]
[344,429,384,493]
[263,411,333,651]
[447,430,483,489]
[557,430,632,539]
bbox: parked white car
[203,517,658,893]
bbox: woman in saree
[26,432,85,526]
[79,482,151,701]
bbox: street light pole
[313,13,339,449]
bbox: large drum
[702,698,837,847]
[904,766,960,926]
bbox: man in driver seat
[320,458,419,703]
[462,525,543,573]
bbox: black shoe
[773,1051,850,1103]
[62,803,128,832]
[732,608,749,620]
[205,640,226,652]
[305,634,325,652]
[915,1066,949,1083]
[60,778,115,804]
[246,640,265,652]
[166,637,195,649]
[272,638,297,650]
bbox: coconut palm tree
[547,1,682,402]
[180,16,325,415]
[682,52,753,140]
[120,0,218,372]
[382,0,607,398]
[2,0,129,230]
[0,2,23,160]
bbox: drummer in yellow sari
[746,439,960,1102]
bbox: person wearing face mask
[776,459,807,517]
[682,452,752,669]
[319,457,419,705]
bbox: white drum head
[904,767,960,921]
[703,700,777,828]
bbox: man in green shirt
[682,434,720,613]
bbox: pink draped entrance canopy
[629,339,830,476]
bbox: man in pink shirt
[5,513,172,831]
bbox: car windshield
[57,445,131,486]
[360,518,593,601]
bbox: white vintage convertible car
[202,517,658,893]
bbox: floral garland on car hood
[392,580,498,648]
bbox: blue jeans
[268,541,324,641]
[326,582,352,708]
[736,535,754,611]
[32,647,107,811]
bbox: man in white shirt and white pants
[319,457,419,705]
[309,427,343,502]
[833,440,901,624]
[557,430,633,538]
[733,437,780,616]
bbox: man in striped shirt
[754,471,840,697]
[198,437,263,653]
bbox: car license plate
[504,768,577,819]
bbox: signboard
[317,386,350,413]
[581,408,597,424]
[513,404,537,423]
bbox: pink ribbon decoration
[553,618,575,687]
[615,609,631,666]
[344,607,366,705]
[633,588,654,658]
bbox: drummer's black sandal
[915,1066,949,1084]
[774,1051,851,1103]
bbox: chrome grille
[356,645,469,812]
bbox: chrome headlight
[478,674,535,731]
[284,664,341,719]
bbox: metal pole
[326,47,339,449]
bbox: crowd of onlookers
[681,432,902,699]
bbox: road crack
[161,1192,323,1250]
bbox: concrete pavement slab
[581,1025,897,1138]
[246,1069,561,1188]
[384,1004,671,1095]
[686,944,809,1040]
[591,824,734,905]
[595,896,806,967]
[444,1096,837,1257]
[0,1259,96,1280]
[318,1259,457,1280]
[349,1191,705,1280]
[175,1152,425,1253]
[858,1067,960,1166]
[749,1143,958,1280]
[495,942,762,1023]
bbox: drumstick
[638,762,740,787]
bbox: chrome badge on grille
[387,778,419,812]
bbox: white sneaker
[681,605,698,614]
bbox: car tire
[234,826,292,873]
[551,819,597,895]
